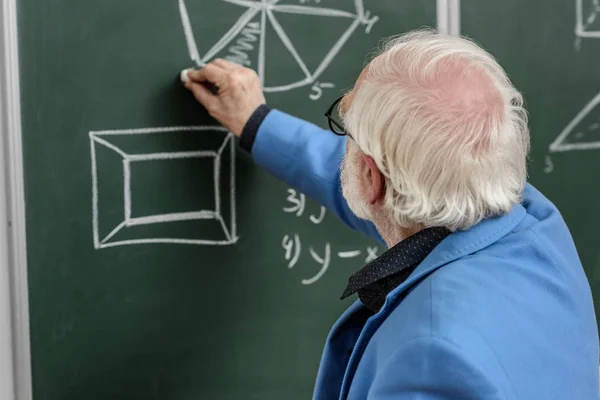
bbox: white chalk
[180,68,192,83]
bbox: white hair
[342,29,530,232]
[340,149,372,221]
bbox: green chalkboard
[462,0,600,327]
[17,0,436,398]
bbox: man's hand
[183,59,266,137]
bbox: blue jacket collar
[330,201,528,336]
[336,201,527,399]
[381,201,527,313]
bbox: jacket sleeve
[250,108,382,243]
[367,337,503,400]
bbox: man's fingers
[185,80,219,112]
[187,63,225,85]
[212,58,241,71]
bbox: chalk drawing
[549,92,600,152]
[547,0,600,154]
[309,206,326,224]
[178,0,204,67]
[336,247,378,262]
[544,155,554,173]
[576,0,600,38]
[309,82,335,101]
[282,234,301,268]
[89,126,237,249]
[225,21,261,67]
[338,250,361,258]
[365,246,378,263]
[280,233,381,285]
[303,243,331,285]
[178,0,378,92]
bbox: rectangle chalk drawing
[89,126,237,249]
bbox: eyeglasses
[324,95,353,139]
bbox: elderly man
[183,30,599,399]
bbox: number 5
[309,82,335,101]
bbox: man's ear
[361,154,385,205]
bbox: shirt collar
[340,226,451,312]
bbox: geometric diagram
[549,0,600,152]
[549,92,600,152]
[178,0,378,92]
[89,126,237,249]
[576,0,600,38]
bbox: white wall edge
[436,0,449,34]
[438,0,461,36]
[0,0,33,398]
[448,0,461,36]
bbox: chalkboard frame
[0,0,458,399]
[0,0,32,397]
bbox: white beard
[340,153,373,221]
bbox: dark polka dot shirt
[340,227,451,313]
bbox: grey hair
[343,29,530,231]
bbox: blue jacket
[250,108,600,399]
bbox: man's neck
[372,212,422,248]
